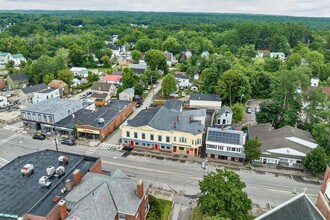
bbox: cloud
[0,0,329,17]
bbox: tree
[57,69,73,85]
[69,44,84,66]
[100,56,111,68]
[131,50,141,64]
[136,38,153,52]
[264,58,282,72]
[134,83,144,96]
[86,72,99,83]
[244,137,261,161]
[312,123,330,154]
[145,50,167,73]
[43,74,55,85]
[256,101,281,126]
[161,74,177,97]
[302,146,327,174]
[198,169,252,219]
[122,67,138,89]
[231,103,244,123]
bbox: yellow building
[121,106,205,156]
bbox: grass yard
[191,206,205,220]
[147,195,173,220]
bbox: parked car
[32,133,46,140]
[246,106,252,114]
[60,139,75,146]
[135,103,141,108]
[256,106,260,112]
[147,86,151,90]
[153,84,157,89]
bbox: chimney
[137,180,144,199]
[58,199,68,220]
[72,169,81,186]
[66,179,72,191]
[174,122,177,128]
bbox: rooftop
[218,105,232,116]
[120,87,134,95]
[0,149,99,218]
[11,54,25,59]
[48,80,68,88]
[206,127,244,145]
[70,67,87,71]
[164,99,183,111]
[77,99,130,130]
[35,87,58,94]
[66,170,150,219]
[91,82,114,92]
[111,71,123,76]
[7,73,28,82]
[128,63,147,70]
[21,83,47,94]
[190,93,221,102]
[55,108,93,129]
[172,73,189,79]
[21,98,84,115]
[255,193,325,220]
[103,75,122,82]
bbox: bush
[147,195,172,220]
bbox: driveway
[244,100,263,125]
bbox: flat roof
[21,99,84,115]
[190,93,221,101]
[55,108,93,129]
[77,99,130,130]
[0,149,99,218]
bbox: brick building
[316,163,330,219]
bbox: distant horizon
[0,0,329,17]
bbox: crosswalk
[0,158,9,167]
[84,147,98,156]
[99,143,122,151]
[2,125,20,131]
[0,134,19,146]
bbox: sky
[0,0,329,17]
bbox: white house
[172,73,190,89]
[193,74,199,80]
[164,51,178,66]
[310,77,319,87]
[270,52,286,61]
[0,52,12,64]
[119,87,134,102]
[10,54,26,66]
[189,93,222,110]
[70,67,89,78]
[72,78,81,87]
[205,128,246,162]
[0,95,8,107]
[32,88,60,103]
[201,51,210,58]
[216,105,232,126]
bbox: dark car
[60,139,75,146]
[246,107,252,114]
[32,133,46,140]
[135,103,142,108]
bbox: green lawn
[191,206,205,220]
[147,195,173,220]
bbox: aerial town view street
[0,1,330,220]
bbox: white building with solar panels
[205,127,246,162]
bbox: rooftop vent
[98,118,105,124]
[58,156,69,165]
[55,166,65,178]
[39,176,51,188]
[46,166,56,176]
[21,164,34,177]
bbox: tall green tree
[100,56,111,68]
[136,38,153,52]
[198,169,252,219]
[57,69,73,85]
[161,74,177,97]
[302,146,327,174]
[145,50,167,73]
[244,137,261,161]
[69,44,84,66]
[122,67,138,89]
[131,50,142,64]
[231,103,244,123]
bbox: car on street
[32,133,47,140]
[135,103,141,108]
[153,84,157,89]
[60,139,75,146]
[256,106,260,112]
[147,86,151,90]
[246,106,252,114]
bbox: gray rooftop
[121,87,134,95]
[164,99,183,111]
[0,150,99,218]
[21,83,47,94]
[65,170,150,218]
[127,106,204,135]
[35,87,58,94]
[77,99,130,130]
[255,193,325,220]
[7,73,28,82]
[55,108,93,129]
[172,73,189,79]
[21,98,84,115]
[91,82,113,92]
[206,127,244,145]
[218,105,232,116]
[190,93,221,101]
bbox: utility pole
[53,128,58,151]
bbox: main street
[0,126,321,210]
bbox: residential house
[205,128,246,162]
[311,77,320,87]
[129,63,147,75]
[65,170,149,220]
[180,51,192,60]
[19,83,47,103]
[102,75,122,84]
[270,52,286,60]
[216,105,232,126]
[6,73,28,89]
[76,100,133,142]
[0,149,101,220]
[91,82,117,102]
[189,93,222,110]
[108,44,122,57]
[256,50,270,58]
[121,106,205,156]
[70,67,89,78]
[257,193,325,220]
[72,78,81,87]
[316,163,330,219]
[0,52,12,64]
[201,51,210,57]
[118,56,132,66]
[48,79,69,97]
[194,74,199,80]
[111,71,123,76]
[173,73,190,89]
[249,123,318,167]
[119,87,135,101]
[0,95,8,107]
[105,35,119,45]
[10,54,26,66]
[164,99,183,112]
[0,76,5,90]
[21,98,84,133]
[32,87,60,103]
[164,51,178,66]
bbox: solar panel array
[207,130,241,145]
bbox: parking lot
[244,99,263,125]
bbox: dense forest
[0,11,329,153]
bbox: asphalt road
[0,126,321,210]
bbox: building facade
[205,128,246,162]
[189,93,222,110]
[172,73,190,89]
[6,73,28,89]
[119,87,134,102]
[216,105,232,126]
[19,83,47,103]
[32,88,60,103]
[70,67,89,78]
[0,95,8,107]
